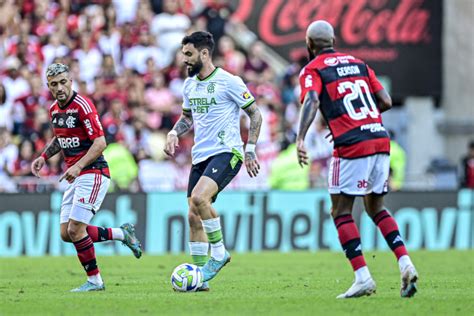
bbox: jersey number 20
[337,80,379,120]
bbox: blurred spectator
[197,0,233,45]
[123,29,166,74]
[269,136,310,190]
[41,34,70,74]
[0,83,13,131]
[150,0,191,67]
[73,32,103,87]
[460,140,474,188]
[0,128,18,192]
[2,56,30,102]
[103,141,139,192]
[112,0,140,25]
[389,130,407,191]
[216,35,245,75]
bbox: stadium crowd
[0,0,335,193]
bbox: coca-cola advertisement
[232,0,442,98]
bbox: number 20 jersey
[48,91,109,177]
[299,49,390,159]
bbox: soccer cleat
[400,265,418,298]
[196,281,210,292]
[70,281,105,292]
[201,251,231,282]
[120,223,143,259]
[336,278,376,299]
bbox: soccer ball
[170,263,203,292]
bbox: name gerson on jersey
[49,91,109,177]
[299,49,390,159]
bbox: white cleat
[400,265,418,298]
[336,278,376,299]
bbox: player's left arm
[243,102,262,178]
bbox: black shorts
[187,152,243,202]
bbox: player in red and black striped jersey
[296,21,418,299]
[30,63,142,292]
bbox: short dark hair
[182,31,215,55]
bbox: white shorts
[60,173,110,224]
[328,154,389,196]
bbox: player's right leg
[328,157,376,299]
[364,193,418,298]
[332,194,376,299]
[187,164,210,290]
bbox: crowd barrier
[1,190,472,257]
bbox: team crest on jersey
[66,116,76,128]
[58,118,64,126]
[207,82,216,93]
[242,91,251,100]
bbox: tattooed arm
[172,110,194,136]
[243,102,262,178]
[31,136,61,177]
[42,136,61,160]
[164,110,193,157]
[296,91,320,167]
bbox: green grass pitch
[1,251,473,315]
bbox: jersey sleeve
[367,65,384,93]
[299,67,322,104]
[226,75,255,109]
[182,79,192,112]
[79,97,105,141]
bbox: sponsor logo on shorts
[357,180,368,188]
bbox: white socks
[202,217,226,261]
[88,273,103,285]
[398,255,413,272]
[355,266,372,283]
[111,228,124,240]
[189,241,209,256]
[210,241,226,261]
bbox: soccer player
[30,63,142,292]
[296,21,418,298]
[164,31,262,290]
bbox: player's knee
[190,194,209,210]
[67,222,83,240]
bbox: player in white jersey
[164,31,262,289]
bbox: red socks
[86,226,112,243]
[73,236,99,276]
[372,210,408,259]
[334,214,367,271]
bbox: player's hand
[31,156,46,177]
[296,138,309,167]
[245,151,260,178]
[164,131,179,158]
[59,165,82,183]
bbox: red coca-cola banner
[232,0,442,98]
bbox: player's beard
[187,58,203,77]
[56,91,69,102]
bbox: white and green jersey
[182,67,255,164]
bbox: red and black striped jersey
[48,91,109,177]
[299,49,390,159]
